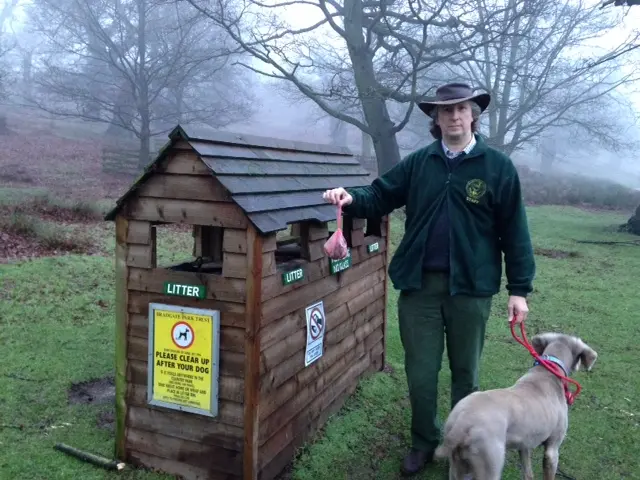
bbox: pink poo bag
[324,204,349,260]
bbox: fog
[2,2,640,477]
[0,0,639,198]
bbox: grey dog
[434,332,598,480]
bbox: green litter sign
[163,282,206,299]
[367,242,380,253]
[282,268,304,286]
[330,250,352,275]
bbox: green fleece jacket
[343,135,536,297]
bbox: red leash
[509,316,582,405]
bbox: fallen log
[574,239,640,246]
[54,443,125,471]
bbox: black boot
[400,448,434,476]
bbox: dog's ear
[531,333,559,356]
[574,339,598,372]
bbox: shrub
[2,211,39,237]
[7,192,103,221]
[36,223,93,251]
[620,203,640,236]
[517,166,640,210]
[0,209,93,253]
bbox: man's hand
[323,187,353,207]
[508,295,529,324]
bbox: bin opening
[167,259,222,274]
[275,242,302,263]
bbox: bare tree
[431,0,640,156]
[0,0,22,133]
[594,0,640,67]
[600,0,640,235]
[532,90,639,173]
[601,0,640,7]
[26,0,255,168]
[183,0,521,174]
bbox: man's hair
[429,101,482,140]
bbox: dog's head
[531,332,598,373]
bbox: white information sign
[305,301,326,367]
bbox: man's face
[436,100,474,140]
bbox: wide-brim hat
[418,82,491,117]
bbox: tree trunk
[370,130,401,175]
[84,30,104,119]
[539,137,557,173]
[361,130,373,157]
[136,0,150,171]
[493,0,522,149]
[105,88,134,139]
[21,50,32,101]
[138,131,150,170]
[175,85,184,123]
[625,203,640,235]
[343,0,401,175]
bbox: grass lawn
[1,204,639,479]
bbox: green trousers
[397,272,493,452]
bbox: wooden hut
[104,125,390,480]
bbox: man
[322,82,536,476]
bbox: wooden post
[289,223,301,237]
[299,222,328,262]
[192,225,200,257]
[342,216,353,247]
[114,215,130,461]
[193,225,224,261]
[150,225,157,267]
[244,225,263,480]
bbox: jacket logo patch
[465,179,486,204]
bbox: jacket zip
[440,147,477,296]
[434,141,481,295]
[445,170,455,295]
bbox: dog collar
[533,354,569,377]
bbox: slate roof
[104,124,374,234]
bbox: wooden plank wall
[114,216,130,460]
[244,225,265,480]
[125,253,247,478]
[256,216,389,479]
[121,149,251,479]
[125,149,248,229]
[115,146,390,479]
